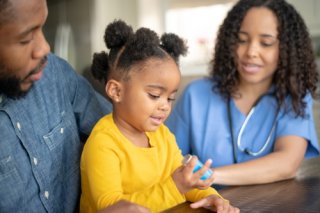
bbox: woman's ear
[105,80,122,102]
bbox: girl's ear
[105,79,122,102]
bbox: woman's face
[235,7,279,90]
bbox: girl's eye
[148,93,160,100]
[168,97,176,102]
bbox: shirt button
[60,128,64,134]
[33,157,38,165]
[44,191,49,199]
[17,122,21,131]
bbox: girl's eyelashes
[148,93,160,100]
[148,93,176,102]
[168,97,176,102]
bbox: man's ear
[105,79,122,102]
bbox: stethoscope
[227,93,279,163]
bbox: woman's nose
[246,43,259,58]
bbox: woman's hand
[190,195,240,213]
[172,155,214,194]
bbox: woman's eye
[237,38,247,44]
[261,42,274,47]
[148,94,160,99]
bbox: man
[0,0,149,212]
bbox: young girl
[80,20,239,213]
[167,0,319,186]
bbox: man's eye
[20,40,31,45]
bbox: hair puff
[91,51,110,82]
[160,33,188,63]
[104,19,134,49]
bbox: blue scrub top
[166,78,319,167]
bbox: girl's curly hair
[210,0,318,117]
[91,19,187,83]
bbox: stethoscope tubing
[227,94,279,163]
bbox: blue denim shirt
[0,54,112,212]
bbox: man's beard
[0,70,29,99]
[0,56,47,99]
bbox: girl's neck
[113,115,151,148]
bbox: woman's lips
[242,63,261,74]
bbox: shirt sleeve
[166,126,225,204]
[276,93,319,158]
[56,56,112,136]
[166,87,192,155]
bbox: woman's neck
[234,81,272,115]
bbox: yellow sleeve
[185,187,224,203]
[166,128,225,203]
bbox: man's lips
[28,61,47,81]
[22,57,48,82]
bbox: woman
[167,0,319,186]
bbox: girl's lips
[150,116,164,126]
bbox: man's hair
[0,0,13,26]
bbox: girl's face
[235,7,279,90]
[114,57,180,133]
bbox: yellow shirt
[80,113,222,212]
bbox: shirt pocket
[0,155,23,209]
[42,112,82,173]
[43,118,66,151]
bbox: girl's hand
[172,155,214,194]
[190,195,240,213]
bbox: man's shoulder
[46,54,70,72]
[44,53,77,80]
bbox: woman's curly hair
[91,19,187,83]
[210,0,318,117]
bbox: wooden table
[163,157,320,212]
